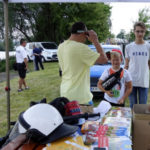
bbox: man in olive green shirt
[58,22,108,104]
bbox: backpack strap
[109,68,124,79]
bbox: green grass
[0,62,61,137]
[0,62,150,137]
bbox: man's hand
[87,30,108,64]
[25,65,28,70]
[118,98,125,104]
[24,58,28,70]
[106,90,114,97]
[86,30,99,44]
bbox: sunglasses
[76,30,89,36]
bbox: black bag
[49,97,69,116]
[13,62,17,71]
[102,68,123,90]
[30,98,47,107]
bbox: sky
[109,2,150,36]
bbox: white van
[25,42,58,62]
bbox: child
[98,49,132,107]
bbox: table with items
[44,104,132,150]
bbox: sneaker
[25,86,30,90]
[18,89,23,92]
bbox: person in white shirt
[16,39,29,92]
[98,49,132,107]
[125,22,150,108]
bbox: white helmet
[17,103,78,144]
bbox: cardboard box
[133,104,150,150]
[80,104,93,114]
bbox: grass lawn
[0,62,61,137]
[0,62,150,137]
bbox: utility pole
[4,0,10,131]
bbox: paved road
[0,72,18,82]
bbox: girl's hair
[110,51,122,59]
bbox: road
[0,72,18,82]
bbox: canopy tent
[1,0,150,2]
[2,0,150,131]
[0,0,150,3]
[2,0,150,2]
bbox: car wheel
[41,56,46,62]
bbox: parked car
[89,44,124,97]
[25,42,58,62]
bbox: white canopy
[1,0,150,3]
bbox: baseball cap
[111,49,122,56]
[71,22,88,34]
[9,104,78,145]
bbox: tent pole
[4,0,10,131]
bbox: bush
[0,56,16,72]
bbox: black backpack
[30,98,47,107]
[49,97,69,116]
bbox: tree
[117,29,126,39]
[0,3,111,44]
[127,8,150,41]
[137,8,150,39]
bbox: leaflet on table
[107,107,132,118]
[84,124,130,145]
[85,133,132,150]
[103,117,131,127]
[84,134,132,150]
[108,137,132,150]
[46,134,90,150]
[91,137,132,150]
[103,117,131,137]
[81,121,100,134]
[46,128,90,150]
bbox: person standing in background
[16,39,29,92]
[58,22,108,104]
[31,45,36,70]
[33,45,44,71]
[125,21,150,108]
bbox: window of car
[89,45,124,65]
[41,42,57,49]
[35,43,41,48]
[29,43,34,49]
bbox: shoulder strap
[109,68,124,79]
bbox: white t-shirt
[100,68,132,104]
[125,42,150,88]
[16,45,27,63]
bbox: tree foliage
[117,29,126,39]
[0,3,111,44]
[127,8,150,41]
